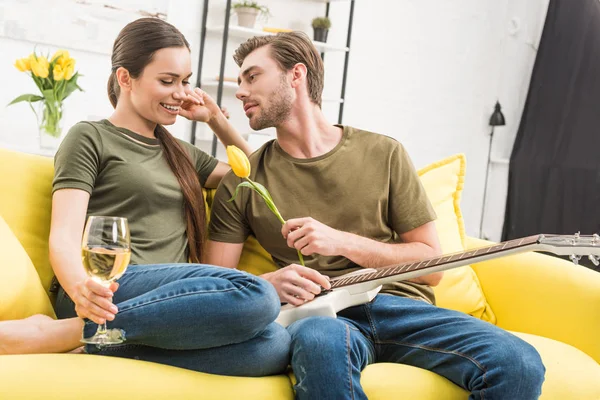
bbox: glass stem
[96,322,108,335]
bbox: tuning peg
[589,255,600,266]
[593,234,600,245]
[569,254,581,265]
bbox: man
[206,31,545,399]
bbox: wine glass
[80,216,131,345]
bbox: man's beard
[250,77,293,131]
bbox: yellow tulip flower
[226,145,251,178]
[63,59,76,80]
[9,47,84,141]
[53,64,65,81]
[226,145,305,266]
[30,55,49,78]
[14,57,31,72]
[51,49,70,63]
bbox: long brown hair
[107,18,206,263]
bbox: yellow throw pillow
[418,154,496,323]
[238,236,278,276]
[0,215,55,320]
[0,148,55,293]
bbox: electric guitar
[275,233,600,327]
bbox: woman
[1,17,289,377]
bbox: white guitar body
[274,233,600,328]
[276,269,381,327]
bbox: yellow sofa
[1,148,599,399]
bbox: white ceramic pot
[235,7,260,28]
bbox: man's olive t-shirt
[209,125,438,303]
[53,120,218,265]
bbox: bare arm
[49,189,90,295]
[207,110,252,156]
[204,240,244,268]
[183,89,251,189]
[49,189,117,324]
[0,315,82,355]
[283,219,444,286]
[203,111,252,188]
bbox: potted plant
[233,1,270,29]
[9,49,83,150]
[311,17,331,43]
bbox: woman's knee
[242,275,281,326]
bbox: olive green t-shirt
[53,120,219,265]
[209,125,438,304]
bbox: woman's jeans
[288,294,545,400]
[55,264,290,376]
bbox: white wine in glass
[80,216,130,345]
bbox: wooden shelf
[206,25,349,53]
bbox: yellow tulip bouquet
[226,145,305,266]
[9,49,83,138]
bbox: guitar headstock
[537,232,600,265]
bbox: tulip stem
[245,178,305,267]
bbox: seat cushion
[513,332,600,399]
[0,148,54,293]
[360,331,600,400]
[0,354,294,400]
[418,154,495,323]
[0,215,55,320]
[361,363,469,399]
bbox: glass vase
[38,100,63,151]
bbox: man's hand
[282,217,348,256]
[262,264,331,306]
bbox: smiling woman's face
[129,46,192,126]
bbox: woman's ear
[290,63,308,89]
[115,67,132,92]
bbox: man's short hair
[233,31,325,107]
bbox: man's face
[236,46,293,131]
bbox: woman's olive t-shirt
[53,120,218,265]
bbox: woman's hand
[71,278,119,324]
[178,87,224,123]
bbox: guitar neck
[331,235,542,290]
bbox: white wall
[0,0,550,241]
[336,0,550,240]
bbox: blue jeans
[288,294,545,400]
[55,264,290,376]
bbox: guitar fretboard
[330,235,541,289]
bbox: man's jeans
[55,264,290,376]
[288,294,545,400]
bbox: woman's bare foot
[0,315,83,355]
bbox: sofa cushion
[512,332,600,399]
[359,331,600,399]
[0,148,54,293]
[0,354,294,399]
[0,215,55,320]
[418,154,495,323]
[3,332,595,399]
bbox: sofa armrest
[465,236,600,363]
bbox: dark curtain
[502,0,600,271]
